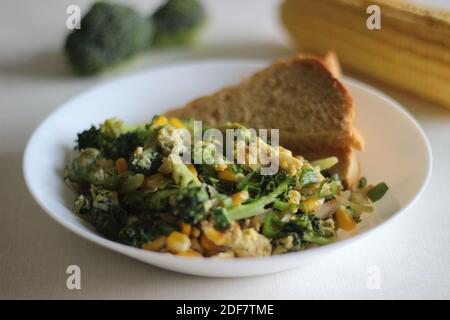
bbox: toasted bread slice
[166,54,363,186]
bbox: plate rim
[22,59,433,275]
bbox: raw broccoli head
[129,149,163,176]
[170,186,210,224]
[152,0,206,47]
[65,1,153,75]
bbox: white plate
[23,60,432,277]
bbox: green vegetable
[299,168,318,186]
[170,186,210,224]
[152,0,206,47]
[129,149,163,176]
[170,155,201,187]
[76,119,148,160]
[317,179,338,198]
[262,212,283,238]
[226,177,293,220]
[358,176,367,189]
[367,182,389,202]
[65,148,120,189]
[119,173,145,194]
[310,156,339,171]
[282,214,336,246]
[65,2,154,75]
[212,207,231,231]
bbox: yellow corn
[288,190,301,205]
[203,225,228,246]
[192,227,201,238]
[336,207,357,231]
[142,236,166,252]
[218,168,238,183]
[180,222,192,236]
[169,117,185,129]
[230,190,249,207]
[115,158,128,174]
[144,173,166,191]
[303,197,324,212]
[167,231,191,253]
[186,164,198,176]
[200,234,222,253]
[153,116,168,127]
[176,249,202,258]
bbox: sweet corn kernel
[230,190,249,207]
[176,249,202,258]
[336,207,357,231]
[186,164,198,176]
[180,222,192,236]
[203,225,228,246]
[192,227,201,238]
[200,234,222,253]
[153,116,168,127]
[303,197,324,212]
[288,190,301,204]
[115,158,128,174]
[169,117,185,129]
[167,231,191,253]
[218,168,238,182]
[142,236,166,251]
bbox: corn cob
[280,0,450,108]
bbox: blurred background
[1,0,449,299]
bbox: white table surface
[1,0,449,299]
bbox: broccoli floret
[74,186,127,239]
[170,186,210,224]
[169,154,201,188]
[129,149,163,176]
[283,214,336,247]
[224,173,295,221]
[65,148,120,189]
[152,0,206,47]
[65,2,154,75]
[76,119,148,160]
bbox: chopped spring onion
[317,179,339,198]
[358,177,367,189]
[367,182,389,202]
[262,212,283,238]
[344,200,374,215]
[299,168,318,186]
[310,156,339,171]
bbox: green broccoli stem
[226,180,290,221]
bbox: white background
[0,0,449,299]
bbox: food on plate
[65,0,206,75]
[166,54,363,186]
[280,0,450,108]
[64,116,388,258]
